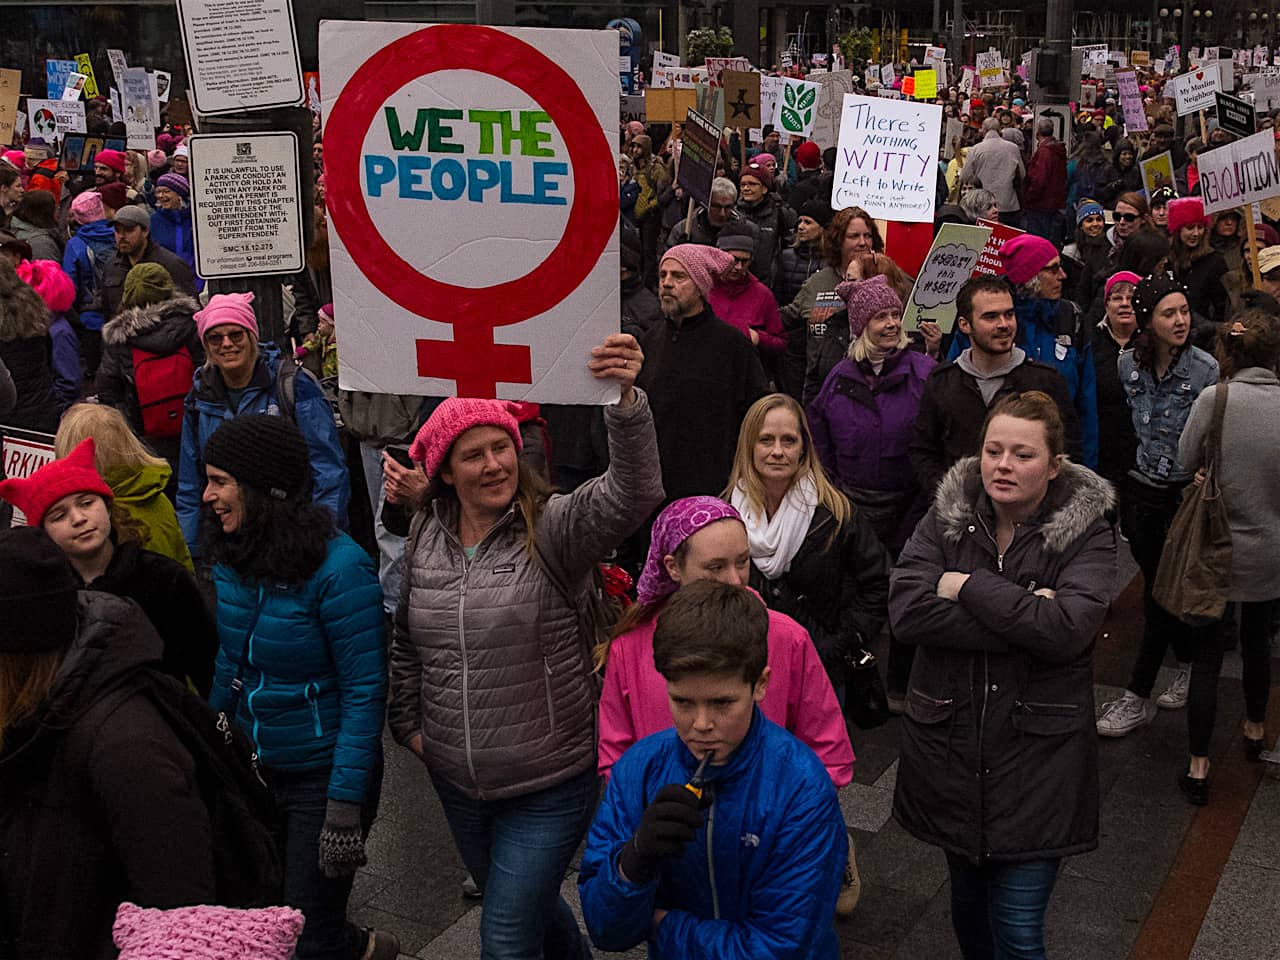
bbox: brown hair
[1169,219,1212,271]
[420,458,549,560]
[824,207,884,270]
[1114,191,1150,220]
[1215,310,1280,379]
[722,393,849,544]
[0,649,64,752]
[652,579,768,685]
[981,390,1066,458]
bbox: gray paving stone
[350,903,447,956]
[855,818,949,898]
[1191,860,1280,960]
[1227,775,1280,872]
[839,760,897,834]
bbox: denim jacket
[1117,345,1218,485]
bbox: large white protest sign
[119,67,156,149]
[903,223,992,333]
[809,70,854,151]
[749,75,783,144]
[189,132,304,278]
[1,427,56,527]
[321,22,619,403]
[976,50,1006,89]
[831,94,942,223]
[1199,131,1280,214]
[176,0,304,114]
[25,99,85,139]
[1169,64,1222,115]
[772,77,821,139]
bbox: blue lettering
[467,158,501,201]
[432,158,466,201]
[532,162,568,206]
[397,155,432,199]
[364,155,396,197]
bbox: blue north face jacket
[579,709,846,959]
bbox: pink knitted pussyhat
[113,902,305,960]
[660,243,735,300]
[408,396,524,479]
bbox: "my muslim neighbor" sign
[320,21,620,402]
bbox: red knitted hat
[0,438,113,527]
[409,397,524,479]
[794,140,822,170]
[95,148,127,174]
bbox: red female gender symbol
[324,25,617,396]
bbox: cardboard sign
[26,99,85,140]
[808,70,854,151]
[176,0,304,114]
[912,69,937,100]
[944,116,964,160]
[0,69,20,146]
[620,94,645,125]
[903,223,992,333]
[959,67,975,95]
[1139,151,1175,195]
[189,132,304,277]
[721,69,761,129]
[321,21,620,403]
[1200,130,1280,214]
[773,77,821,139]
[645,86,698,123]
[73,54,99,98]
[1131,50,1151,68]
[976,50,1006,89]
[1,427,57,527]
[973,218,1024,277]
[1117,70,1147,133]
[831,94,942,223]
[1215,91,1256,139]
[1170,65,1223,116]
[119,67,156,149]
[677,109,720,209]
[45,59,76,99]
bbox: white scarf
[731,474,818,580]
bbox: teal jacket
[209,533,386,803]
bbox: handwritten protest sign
[189,132,304,277]
[26,99,85,140]
[912,69,937,100]
[45,60,76,99]
[59,134,127,171]
[831,94,942,223]
[74,54,99,98]
[1199,130,1280,214]
[809,70,853,150]
[973,218,1024,277]
[1140,151,1175,195]
[176,0,304,114]
[976,50,1005,89]
[1,427,56,527]
[678,109,720,208]
[119,68,156,149]
[1116,70,1147,133]
[650,51,680,87]
[750,75,783,144]
[0,70,20,147]
[703,57,750,86]
[321,21,619,403]
[773,77,820,139]
[620,94,645,125]
[722,70,761,129]
[695,83,725,129]
[1169,65,1222,116]
[903,223,992,333]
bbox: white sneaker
[835,840,861,916]
[1096,691,1154,737]
[1156,668,1190,710]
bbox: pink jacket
[708,276,786,358]
[597,601,854,787]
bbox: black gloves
[618,784,706,885]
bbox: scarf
[730,474,818,580]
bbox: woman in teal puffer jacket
[202,414,398,960]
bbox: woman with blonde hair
[55,402,192,571]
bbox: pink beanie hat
[70,190,106,224]
[194,291,259,341]
[999,233,1059,286]
[146,148,167,170]
[1166,196,1209,236]
[409,397,524,479]
[95,148,127,174]
[113,902,304,960]
[17,259,76,313]
[661,243,735,300]
[2,150,24,170]
[1104,270,1142,300]
[838,274,903,339]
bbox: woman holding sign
[389,334,663,960]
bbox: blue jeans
[945,854,1061,960]
[266,753,384,960]
[358,443,406,614]
[431,767,598,960]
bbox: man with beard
[635,244,768,503]
[94,149,127,187]
[910,276,1079,494]
[100,205,196,321]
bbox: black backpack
[74,669,284,907]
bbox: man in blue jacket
[948,234,1099,470]
[176,292,348,556]
[579,580,846,958]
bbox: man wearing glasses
[664,177,760,263]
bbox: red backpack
[131,345,195,438]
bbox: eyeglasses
[1115,212,1141,223]
[709,201,736,211]
[204,329,248,346]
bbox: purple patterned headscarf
[635,497,743,605]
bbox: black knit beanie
[0,528,79,653]
[203,414,312,502]
[1131,271,1188,333]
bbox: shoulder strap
[275,361,298,423]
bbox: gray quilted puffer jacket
[389,392,663,800]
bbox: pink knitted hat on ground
[194,292,259,341]
[661,243,735,300]
[999,234,1059,286]
[409,397,524,479]
[113,902,305,960]
[71,190,106,224]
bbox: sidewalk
[355,567,1280,959]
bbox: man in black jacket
[911,276,1080,494]
[100,205,196,320]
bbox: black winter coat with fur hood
[889,457,1117,864]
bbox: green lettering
[427,108,464,154]
[384,107,427,151]
[468,110,505,155]
[520,110,555,157]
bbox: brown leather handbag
[1152,382,1232,626]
